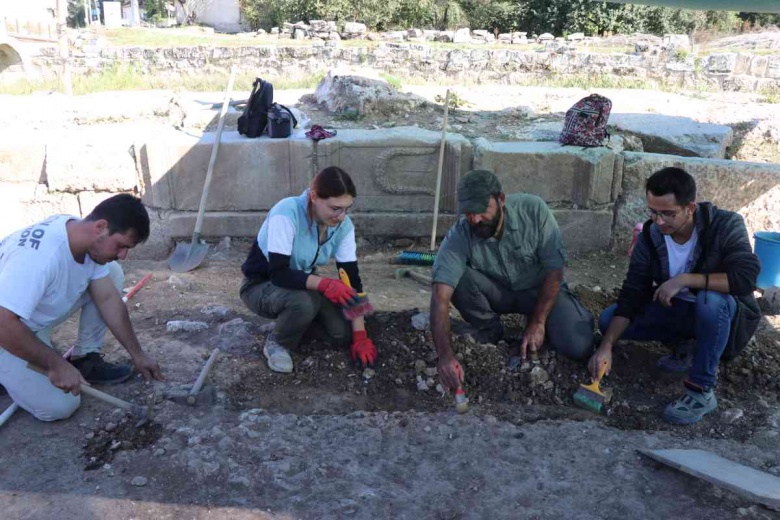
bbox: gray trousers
[451,267,595,361]
[240,279,351,350]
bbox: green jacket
[432,194,566,291]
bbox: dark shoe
[70,353,134,385]
[657,339,695,373]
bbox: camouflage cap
[457,169,503,214]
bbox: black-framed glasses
[646,208,678,222]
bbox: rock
[767,412,780,429]
[414,359,427,375]
[538,33,554,41]
[407,28,423,38]
[166,320,208,333]
[530,366,549,386]
[271,27,279,35]
[362,368,376,380]
[760,287,780,314]
[130,476,148,487]
[153,448,166,457]
[609,114,733,159]
[314,68,426,116]
[85,432,95,440]
[424,367,438,377]
[105,422,117,432]
[721,408,744,424]
[293,28,307,40]
[201,304,231,317]
[229,475,251,487]
[566,32,584,41]
[435,31,453,43]
[416,375,429,391]
[343,22,367,34]
[663,34,690,50]
[167,275,191,288]
[452,28,471,44]
[411,312,430,331]
[217,318,248,334]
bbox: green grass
[379,72,402,89]
[759,85,780,104]
[0,64,325,95]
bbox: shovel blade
[168,241,209,273]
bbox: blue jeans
[599,291,736,390]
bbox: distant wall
[16,43,780,93]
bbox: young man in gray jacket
[590,167,761,424]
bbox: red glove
[351,330,377,368]
[317,278,357,306]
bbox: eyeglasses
[646,208,679,222]
[328,204,353,216]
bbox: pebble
[153,448,166,457]
[201,304,231,317]
[721,408,744,424]
[217,318,249,334]
[416,376,429,391]
[411,312,430,331]
[84,432,95,440]
[105,422,117,433]
[414,360,427,375]
[530,366,549,386]
[424,367,438,377]
[486,416,497,426]
[592,286,602,292]
[166,320,208,333]
[130,476,148,487]
[229,476,251,487]
[423,426,432,433]
[362,368,376,380]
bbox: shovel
[168,66,237,273]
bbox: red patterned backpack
[559,94,612,147]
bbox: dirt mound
[223,287,780,442]
[83,419,163,470]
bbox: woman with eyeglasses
[239,166,377,373]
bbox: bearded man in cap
[430,170,595,391]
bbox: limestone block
[472,139,616,208]
[706,53,736,74]
[609,114,733,159]
[141,129,313,212]
[46,126,140,192]
[619,152,780,243]
[452,28,471,44]
[0,134,45,183]
[163,208,607,252]
[327,127,471,213]
[768,55,780,79]
[554,209,613,253]
[0,182,80,238]
[314,68,425,116]
[78,191,131,217]
[749,55,769,77]
[663,34,690,49]
[343,22,367,34]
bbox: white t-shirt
[664,227,698,303]
[0,215,110,332]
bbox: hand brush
[339,268,374,320]
[390,250,437,266]
[573,360,608,413]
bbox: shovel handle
[193,66,236,238]
[188,348,220,405]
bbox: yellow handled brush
[573,360,608,413]
[339,268,374,320]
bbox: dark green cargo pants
[240,279,351,350]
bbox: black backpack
[238,78,274,138]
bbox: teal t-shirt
[432,193,566,291]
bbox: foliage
[144,0,168,22]
[67,0,86,28]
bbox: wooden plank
[639,449,780,510]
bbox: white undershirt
[664,227,698,303]
[265,215,357,263]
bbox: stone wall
[22,43,780,93]
[2,125,779,260]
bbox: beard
[471,204,502,239]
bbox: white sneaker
[263,335,293,373]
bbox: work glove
[317,278,358,307]
[351,330,377,368]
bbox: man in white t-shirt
[588,167,761,425]
[0,194,163,422]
